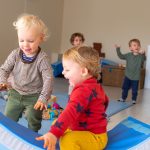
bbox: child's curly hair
[13,13,49,41]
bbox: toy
[52,102,60,109]
[42,109,50,120]
[42,95,64,120]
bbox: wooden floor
[104,85,150,131]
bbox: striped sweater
[0,48,54,103]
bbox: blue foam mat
[106,100,133,117]
[0,97,133,136]
[1,113,149,150]
[105,116,150,150]
[0,112,60,150]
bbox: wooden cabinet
[102,65,145,89]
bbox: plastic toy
[52,102,61,109]
[42,96,64,120]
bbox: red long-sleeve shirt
[50,77,109,138]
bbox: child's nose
[24,41,29,47]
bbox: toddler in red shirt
[36,46,109,150]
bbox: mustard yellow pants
[59,130,108,150]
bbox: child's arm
[114,44,120,49]
[139,49,146,61]
[139,49,145,55]
[36,132,57,150]
[0,50,16,84]
[115,44,126,60]
[37,55,54,106]
[104,95,109,111]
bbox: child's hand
[36,132,57,150]
[0,84,7,91]
[34,100,47,110]
[139,49,145,54]
[114,44,120,49]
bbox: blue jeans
[122,76,139,101]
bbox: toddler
[0,14,53,132]
[115,39,146,104]
[36,46,109,150]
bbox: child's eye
[28,40,34,43]
[65,69,69,72]
[64,69,70,72]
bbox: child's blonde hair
[63,46,100,79]
[13,14,49,41]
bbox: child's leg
[131,80,139,101]
[60,130,108,150]
[4,89,24,121]
[121,77,131,100]
[23,94,42,132]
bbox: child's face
[72,36,83,46]
[17,27,43,57]
[62,58,85,87]
[129,42,141,52]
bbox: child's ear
[40,33,44,41]
[81,67,88,77]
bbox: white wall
[1,0,150,64]
[0,0,24,63]
[0,0,64,64]
[25,0,64,55]
[61,0,150,64]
